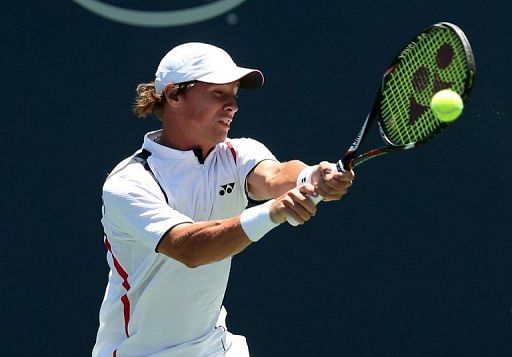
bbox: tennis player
[92,42,355,357]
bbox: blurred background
[2,1,511,355]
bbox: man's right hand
[269,183,318,225]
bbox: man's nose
[224,99,238,115]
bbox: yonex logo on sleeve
[219,182,235,196]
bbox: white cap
[154,42,264,93]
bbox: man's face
[179,81,240,148]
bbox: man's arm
[156,217,250,268]
[157,160,354,268]
[247,160,307,200]
[156,183,318,268]
[247,159,355,201]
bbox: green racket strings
[380,26,470,145]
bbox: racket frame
[337,22,476,172]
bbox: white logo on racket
[349,116,370,151]
[351,128,364,149]
[72,0,247,27]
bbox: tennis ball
[430,89,464,122]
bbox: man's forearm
[156,218,251,268]
[249,160,307,199]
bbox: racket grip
[286,194,323,226]
[287,162,342,226]
[336,159,349,172]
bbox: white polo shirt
[93,130,277,357]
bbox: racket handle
[286,194,323,226]
[336,159,349,172]
[287,162,345,226]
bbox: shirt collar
[142,130,218,163]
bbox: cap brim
[239,70,264,89]
[198,67,264,89]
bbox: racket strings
[380,26,470,145]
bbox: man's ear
[163,83,180,106]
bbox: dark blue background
[3,1,511,356]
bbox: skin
[155,81,355,268]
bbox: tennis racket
[288,22,476,226]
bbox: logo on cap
[72,0,247,27]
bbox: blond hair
[133,82,166,120]
[133,81,197,120]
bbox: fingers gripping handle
[286,164,335,226]
[286,162,349,226]
[286,194,322,226]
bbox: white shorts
[218,306,250,357]
[223,332,250,357]
[146,329,249,357]
[147,307,250,357]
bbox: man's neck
[157,130,215,163]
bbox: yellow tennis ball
[430,89,464,122]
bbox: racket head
[377,22,476,147]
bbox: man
[93,42,354,357]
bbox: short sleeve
[229,138,278,180]
[102,170,193,252]
[228,138,278,202]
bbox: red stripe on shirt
[104,235,131,338]
[226,141,237,163]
